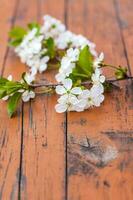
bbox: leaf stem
[100,63,120,70]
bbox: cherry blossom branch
[31,76,133,89]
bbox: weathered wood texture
[0,0,133,199]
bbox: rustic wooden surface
[0,0,133,199]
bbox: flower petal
[39,63,47,73]
[100,75,105,83]
[2,95,9,101]
[55,85,66,95]
[57,94,68,104]
[55,103,67,113]
[7,75,12,81]
[29,91,35,99]
[91,84,104,96]
[22,91,30,102]
[79,89,90,99]
[71,87,82,95]
[69,94,79,104]
[99,52,104,61]
[63,78,72,90]
[55,73,66,82]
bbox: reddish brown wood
[0,0,133,199]
[67,0,133,200]
[0,0,18,70]
[115,0,133,74]
[20,0,66,200]
[0,0,22,199]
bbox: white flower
[41,15,66,39]
[38,56,50,73]
[79,85,104,108]
[59,57,75,75]
[71,99,87,112]
[28,36,43,54]
[66,48,80,61]
[55,31,75,49]
[27,55,50,75]
[24,72,35,85]
[7,75,12,81]
[56,78,82,95]
[55,78,83,113]
[92,68,105,85]
[56,48,80,82]
[15,28,44,74]
[55,72,66,83]
[93,52,104,68]
[72,34,97,56]
[21,28,38,44]
[2,75,13,101]
[22,90,35,102]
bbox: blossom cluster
[55,55,105,113]
[9,15,106,114]
[14,15,97,75]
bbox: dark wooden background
[0,0,133,199]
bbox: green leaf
[2,81,23,96]
[28,22,40,35]
[115,66,128,80]
[9,26,27,47]
[77,45,94,77]
[7,92,21,118]
[0,77,8,85]
[43,37,55,59]
[9,38,23,47]
[0,89,6,99]
[28,22,40,30]
[9,27,27,39]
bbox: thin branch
[107,76,133,82]
[31,76,133,89]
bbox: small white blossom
[79,85,104,108]
[56,31,97,56]
[93,52,104,68]
[15,28,42,59]
[92,68,105,85]
[56,48,80,82]
[55,31,75,49]
[55,72,66,83]
[24,72,35,85]
[72,34,97,56]
[41,15,66,39]
[15,27,48,75]
[55,78,83,113]
[22,90,35,102]
[27,55,50,75]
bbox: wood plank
[67,0,133,199]
[0,0,23,199]
[20,0,67,199]
[115,0,133,73]
[0,0,17,73]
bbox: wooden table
[0,0,133,199]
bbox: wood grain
[0,0,133,199]
[115,0,133,74]
[0,0,22,199]
[0,0,18,72]
[67,0,133,200]
[20,0,66,200]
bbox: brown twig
[31,76,133,89]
